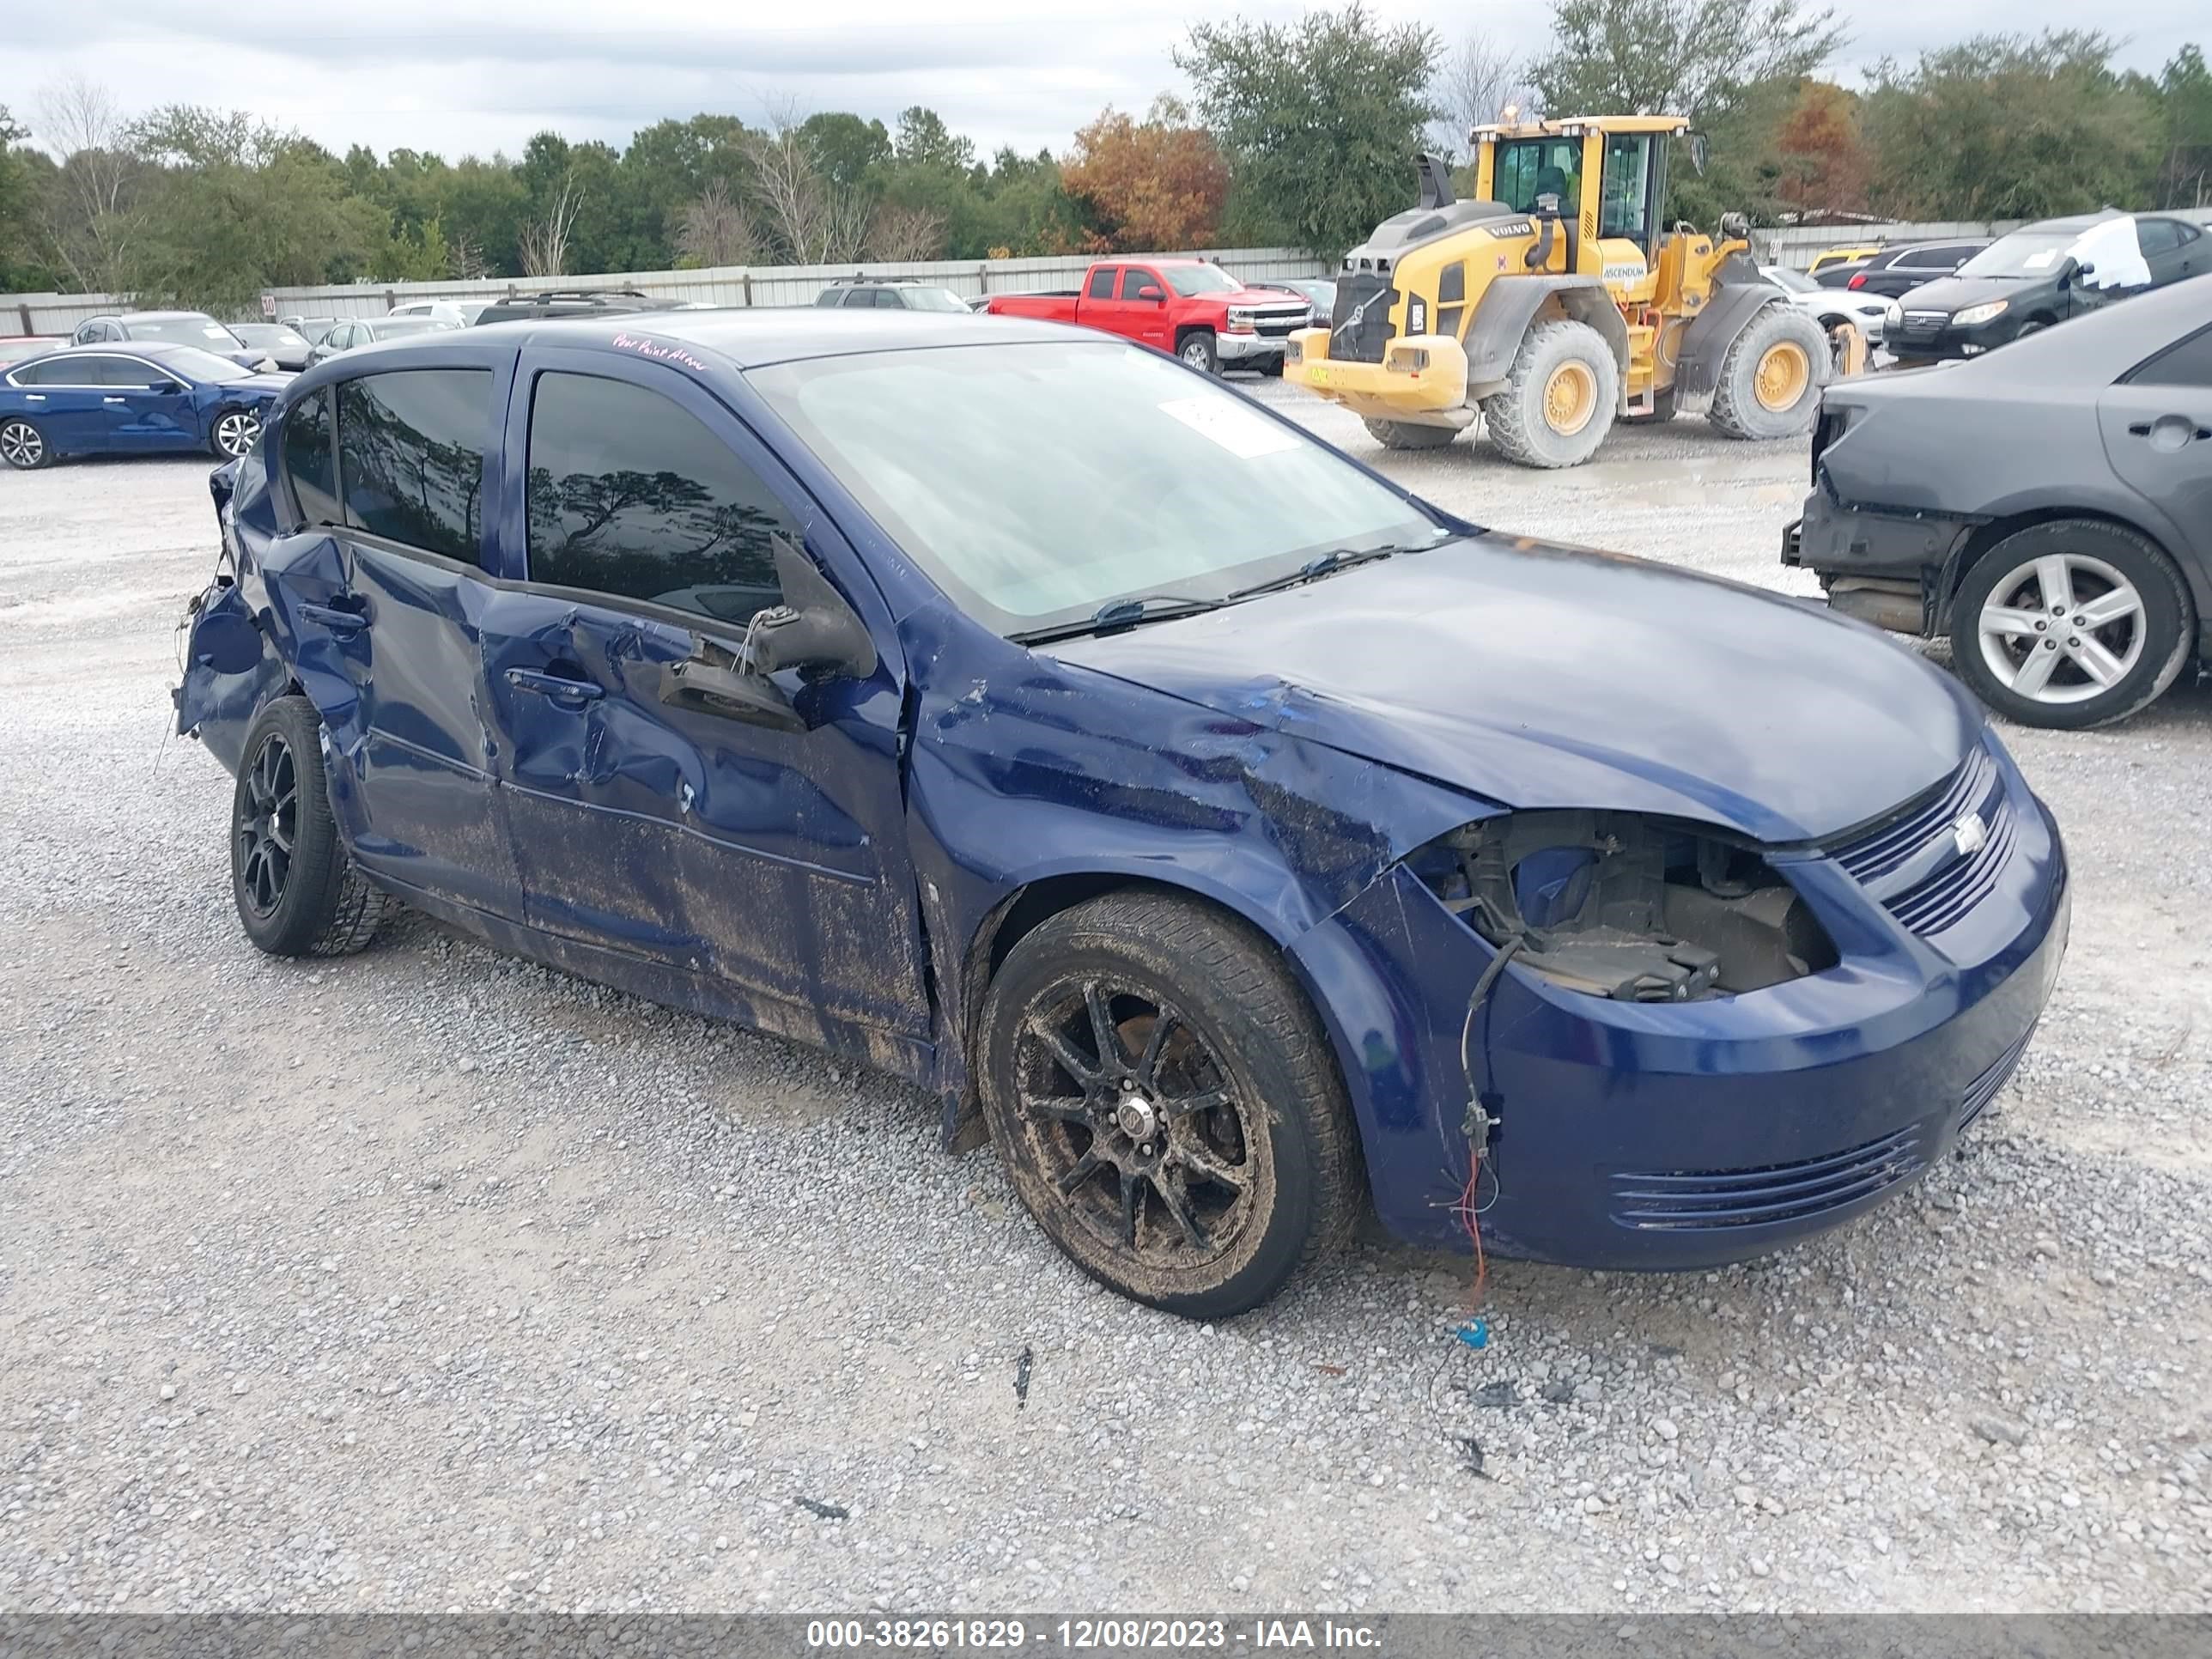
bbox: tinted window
[94,357,169,387]
[284,391,340,526]
[2136,220,2185,254]
[1894,247,1952,268]
[11,358,80,385]
[2129,324,2212,388]
[526,372,796,627]
[336,370,489,562]
[814,289,845,307]
[1087,267,1117,300]
[1118,269,1156,300]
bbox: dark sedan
[0,343,287,469]
[1813,240,1986,298]
[1785,276,2210,727]
[231,322,315,373]
[1886,212,2205,365]
[174,310,2065,1315]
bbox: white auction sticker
[1157,397,1302,459]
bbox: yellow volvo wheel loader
[1286,114,1867,468]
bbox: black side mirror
[743,535,878,678]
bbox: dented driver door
[477,347,933,1052]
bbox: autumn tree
[1773,80,1867,215]
[1060,98,1229,252]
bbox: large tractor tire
[1709,304,1829,441]
[1362,418,1461,451]
[1482,319,1620,469]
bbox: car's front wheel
[231,696,390,956]
[1951,520,2194,728]
[977,891,1359,1318]
[0,416,50,471]
[1178,330,1220,375]
[210,407,261,460]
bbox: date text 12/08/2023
[803,1618,1385,1650]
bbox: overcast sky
[11,1,2203,164]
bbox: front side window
[814,289,846,307]
[525,372,795,628]
[1494,137,1581,215]
[284,391,340,526]
[749,340,1444,637]
[2136,220,2185,254]
[335,369,490,562]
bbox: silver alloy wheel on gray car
[0,417,46,470]
[213,410,260,459]
[1976,551,2146,706]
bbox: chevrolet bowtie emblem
[1952,811,1988,858]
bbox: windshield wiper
[1222,538,1438,602]
[1010,593,1227,646]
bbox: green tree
[798,112,891,193]
[0,106,62,290]
[1859,32,2160,219]
[2153,44,2212,207]
[1176,3,1442,257]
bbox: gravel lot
[2,392,2208,1617]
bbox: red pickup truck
[985,258,1314,374]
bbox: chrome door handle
[297,602,368,635]
[23,393,42,401]
[505,667,605,705]
[103,396,128,404]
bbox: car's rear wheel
[210,407,261,460]
[231,696,390,957]
[1950,520,2193,729]
[0,417,50,471]
[977,891,1358,1318]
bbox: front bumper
[1217,332,1290,363]
[1885,314,2015,363]
[1291,743,2069,1268]
[1284,327,1469,422]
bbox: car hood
[230,374,292,397]
[1893,273,2045,311]
[1047,537,1980,845]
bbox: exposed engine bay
[1416,811,1838,1000]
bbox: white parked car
[386,300,489,327]
[1760,265,1889,344]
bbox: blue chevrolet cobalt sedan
[174,313,2068,1316]
[0,343,287,470]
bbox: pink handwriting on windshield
[611,332,710,373]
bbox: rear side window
[2136,220,2187,254]
[2128,324,2212,388]
[1087,267,1117,300]
[335,369,490,562]
[525,371,797,627]
[283,390,340,526]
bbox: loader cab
[1477,118,1680,270]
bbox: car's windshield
[369,318,453,337]
[1162,264,1242,297]
[157,347,256,382]
[237,325,307,348]
[902,286,972,313]
[1763,268,1818,294]
[750,341,1448,637]
[129,316,245,348]
[1957,230,2082,278]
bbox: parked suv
[1886,211,2206,365]
[815,279,974,313]
[1813,240,1987,296]
[471,289,684,325]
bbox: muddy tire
[1,416,51,471]
[1708,303,1829,441]
[1948,520,2193,730]
[977,890,1360,1318]
[1177,330,1219,375]
[1363,418,1461,451]
[1482,319,1619,468]
[230,696,390,957]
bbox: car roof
[111,309,215,322]
[469,308,1081,368]
[2014,211,2127,234]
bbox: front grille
[1959,1023,2036,1131]
[1252,308,1309,338]
[1829,746,2014,935]
[1899,310,1948,335]
[1610,1127,1925,1231]
[1328,274,1396,364]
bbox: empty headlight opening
[1413,811,1839,1001]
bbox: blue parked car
[174,313,2068,1316]
[1,343,287,470]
